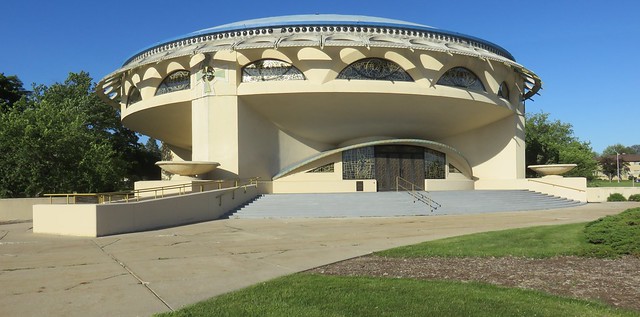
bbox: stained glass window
[337,58,413,82]
[425,149,445,179]
[307,163,335,173]
[342,147,375,180]
[242,59,305,82]
[155,70,191,96]
[498,81,510,100]
[436,67,485,91]
[126,86,141,107]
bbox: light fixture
[203,66,215,81]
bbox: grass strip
[157,274,638,317]
[377,222,590,258]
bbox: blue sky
[2,0,638,154]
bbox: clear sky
[2,0,638,154]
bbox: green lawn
[588,179,639,187]
[377,222,589,258]
[157,209,640,317]
[158,274,637,317]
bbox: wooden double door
[374,145,425,191]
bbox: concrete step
[228,190,585,219]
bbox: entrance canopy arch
[273,138,472,181]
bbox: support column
[191,95,240,178]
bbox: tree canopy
[0,72,159,198]
[601,143,638,156]
[525,112,598,179]
[598,155,630,181]
[0,73,27,112]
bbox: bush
[628,194,640,202]
[607,193,627,202]
[582,208,640,257]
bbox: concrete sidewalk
[1,202,637,316]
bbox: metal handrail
[527,178,586,193]
[395,176,441,212]
[44,177,260,204]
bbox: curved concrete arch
[273,138,472,180]
[339,47,367,65]
[384,51,416,71]
[261,49,293,64]
[164,61,188,75]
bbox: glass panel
[155,70,191,96]
[307,163,334,173]
[242,59,305,82]
[126,86,141,107]
[449,163,462,173]
[425,149,445,179]
[337,58,413,81]
[436,67,485,91]
[498,81,510,100]
[342,147,375,179]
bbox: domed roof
[128,14,514,64]
[189,14,437,35]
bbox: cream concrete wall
[207,96,240,179]
[33,185,258,237]
[33,204,98,236]
[587,187,640,203]
[271,154,376,193]
[272,180,377,193]
[1,197,65,221]
[425,179,474,191]
[442,114,524,180]
[475,177,588,202]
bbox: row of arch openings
[126,70,191,107]
[126,59,512,106]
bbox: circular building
[97,14,542,193]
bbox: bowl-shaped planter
[528,164,577,177]
[155,161,220,176]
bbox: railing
[526,178,586,192]
[395,176,441,212]
[44,178,259,205]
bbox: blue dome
[189,14,437,35]
[125,14,515,65]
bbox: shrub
[607,193,627,202]
[582,208,640,257]
[628,194,640,202]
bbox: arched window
[307,163,335,173]
[436,67,485,91]
[342,147,375,180]
[425,149,445,179]
[242,59,305,82]
[155,70,191,96]
[498,81,510,100]
[337,58,413,81]
[126,86,141,107]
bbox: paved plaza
[1,202,637,316]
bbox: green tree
[0,73,27,112]
[525,112,597,179]
[598,155,629,182]
[601,143,637,156]
[0,71,159,198]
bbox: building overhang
[96,15,542,108]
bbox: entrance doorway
[375,145,425,191]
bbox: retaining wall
[33,185,258,237]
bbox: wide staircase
[225,190,585,219]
